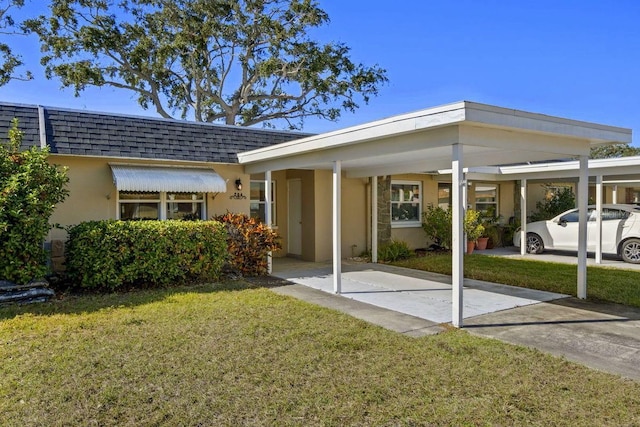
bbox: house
[1,100,636,264]
[0,102,309,245]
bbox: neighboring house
[1,101,637,263]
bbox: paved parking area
[272,259,566,324]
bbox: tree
[0,119,69,284]
[590,143,640,159]
[24,0,388,129]
[0,0,31,86]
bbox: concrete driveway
[270,257,640,381]
[479,246,640,271]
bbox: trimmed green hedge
[65,220,228,290]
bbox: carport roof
[238,101,632,177]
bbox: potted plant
[464,209,484,254]
[478,207,502,249]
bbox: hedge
[65,220,228,290]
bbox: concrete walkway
[270,258,640,381]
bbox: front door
[288,179,302,256]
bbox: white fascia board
[501,156,640,175]
[464,102,632,144]
[237,101,467,165]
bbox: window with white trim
[391,181,422,227]
[118,192,205,220]
[250,181,276,224]
[166,193,205,220]
[473,183,498,214]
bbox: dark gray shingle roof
[0,102,312,163]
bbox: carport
[238,101,631,327]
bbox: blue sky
[2,1,639,143]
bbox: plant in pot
[478,207,502,250]
[464,209,484,254]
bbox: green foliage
[422,205,452,249]
[421,206,485,247]
[530,186,576,222]
[0,0,31,86]
[24,0,388,129]
[479,206,502,246]
[65,220,228,290]
[464,209,484,242]
[0,119,69,284]
[377,240,412,262]
[213,212,282,276]
[590,143,640,159]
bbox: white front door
[288,179,302,256]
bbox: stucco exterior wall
[46,155,247,242]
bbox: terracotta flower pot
[467,241,476,254]
[476,237,489,250]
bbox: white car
[513,204,640,264]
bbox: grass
[2,281,640,426]
[394,253,640,308]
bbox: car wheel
[526,233,544,254]
[621,238,640,264]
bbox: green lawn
[394,253,640,308]
[2,281,640,426]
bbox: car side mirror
[557,219,567,226]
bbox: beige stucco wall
[289,170,368,263]
[52,153,635,262]
[47,155,247,242]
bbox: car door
[589,208,635,253]
[549,209,583,250]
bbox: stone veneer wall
[377,176,391,246]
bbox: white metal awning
[110,165,227,193]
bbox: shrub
[464,209,484,242]
[65,220,228,290]
[0,119,69,284]
[213,213,282,276]
[422,205,452,249]
[378,240,412,262]
[530,186,575,222]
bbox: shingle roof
[0,102,312,163]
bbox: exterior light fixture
[235,179,243,191]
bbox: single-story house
[1,101,637,260]
[1,100,634,326]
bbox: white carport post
[333,160,342,294]
[520,179,527,256]
[577,155,588,299]
[451,144,464,328]
[613,185,618,204]
[371,176,378,263]
[265,170,273,274]
[595,175,603,264]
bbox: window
[474,183,497,214]
[601,208,630,221]
[119,192,160,220]
[250,181,276,224]
[438,183,451,209]
[166,193,205,220]
[391,181,421,227]
[118,192,205,220]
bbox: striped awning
[110,165,227,193]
